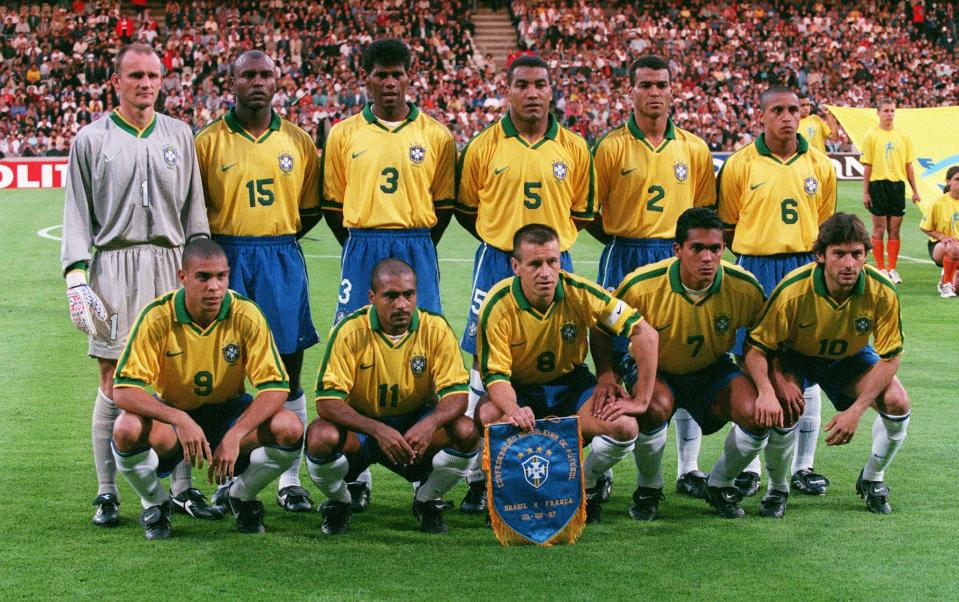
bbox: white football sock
[353,468,372,486]
[674,408,702,476]
[584,435,636,489]
[93,389,119,496]
[633,423,668,489]
[862,412,910,481]
[112,444,170,508]
[230,445,299,501]
[169,461,193,497]
[743,455,762,475]
[278,393,307,489]
[415,449,476,501]
[764,427,797,492]
[793,384,822,472]
[708,426,768,488]
[466,368,485,418]
[306,453,352,503]
[466,437,485,484]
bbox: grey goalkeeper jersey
[60,110,210,273]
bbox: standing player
[321,39,457,506]
[474,224,658,523]
[798,94,840,153]
[919,165,959,297]
[305,259,477,535]
[861,99,922,284]
[195,50,320,514]
[455,55,595,512]
[717,86,836,499]
[111,239,303,538]
[590,55,717,501]
[745,213,911,516]
[610,208,774,520]
[61,43,212,527]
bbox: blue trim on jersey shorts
[351,406,436,482]
[335,228,442,323]
[597,237,675,290]
[780,345,880,411]
[733,252,815,355]
[215,234,318,355]
[160,394,253,476]
[460,243,573,354]
[624,355,741,435]
[512,365,597,419]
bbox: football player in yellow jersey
[611,208,772,519]
[455,56,595,512]
[717,86,836,499]
[919,166,959,297]
[861,99,922,284]
[111,240,303,539]
[798,94,839,153]
[321,39,455,324]
[305,259,477,535]
[474,224,658,524]
[745,213,911,516]
[590,55,717,502]
[195,50,320,515]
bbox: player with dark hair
[111,239,302,538]
[861,99,922,284]
[195,49,321,515]
[919,165,959,297]
[61,42,212,527]
[590,54,717,502]
[455,56,596,512]
[474,224,658,523]
[306,259,477,535]
[745,212,910,516]
[798,94,840,153]
[612,208,769,519]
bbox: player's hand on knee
[65,271,107,335]
[375,425,415,465]
[175,416,213,468]
[507,406,536,432]
[590,382,627,417]
[595,397,645,422]
[754,391,783,428]
[403,421,433,460]
[209,432,241,484]
[824,408,862,446]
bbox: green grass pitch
[0,181,955,600]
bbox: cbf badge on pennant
[484,416,585,546]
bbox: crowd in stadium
[0,0,955,156]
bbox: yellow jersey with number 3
[477,271,642,386]
[195,109,320,236]
[593,116,716,239]
[320,103,456,229]
[615,258,765,374]
[718,134,836,255]
[456,113,595,251]
[315,307,468,418]
[114,289,290,410]
[747,263,903,360]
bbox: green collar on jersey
[813,263,865,300]
[174,288,233,327]
[755,133,810,164]
[110,109,157,138]
[510,273,566,313]
[501,111,559,148]
[369,304,421,334]
[626,114,676,142]
[362,102,420,132]
[224,108,281,143]
[667,257,723,300]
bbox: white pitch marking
[37,224,62,241]
[898,254,934,265]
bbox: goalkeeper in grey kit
[60,44,212,527]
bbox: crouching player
[111,239,303,539]
[608,208,775,519]
[473,224,658,524]
[745,213,910,515]
[306,259,478,535]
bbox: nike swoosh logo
[165,351,183,357]
[103,152,121,163]
[494,165,510,175]
[621,168,637,175]
[359,362,374,369]
[749,182,765,190]
[798,322,816,329]
[654,323,672,332]
[352,150,368,159]
[220,162,239,172]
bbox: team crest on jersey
[803,176,819,196]
[521,454,550,489]
[560,323,577,343]
[715,314,731,335]
[468,321,478,337]
[855,316,872,335]
[278,152,294,174]
[222,343,240,364]
[552,161,568,181]
[410,355,427,376]
[162,145,179,168]
[674,161,689,182]
[409,144,426,164]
